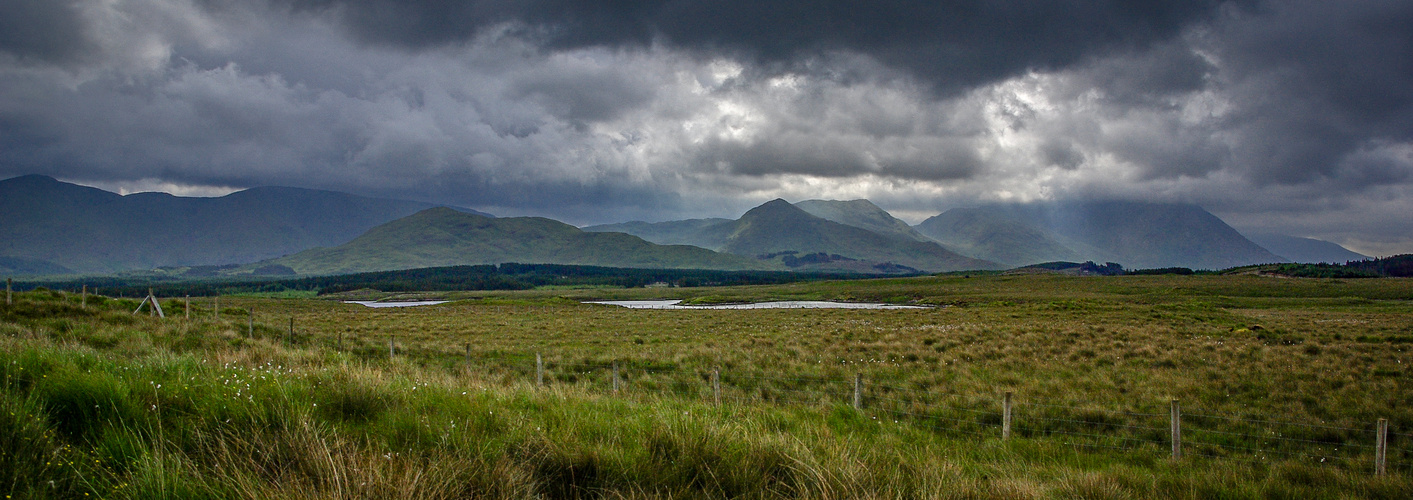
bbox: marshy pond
[344,300,450,308]
[585,300,926,310]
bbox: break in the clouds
[1,0,1411,254]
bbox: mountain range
[913,202,1285,270]
[266,207,766,275]
[586,199,995,273]
[1242,232,1369,264]
[0,175,1372,277]
[0,175,485,274]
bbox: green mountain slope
[720,200,998,272]
[0,256,74,276]
[0,175,490,274]
[582,218,734,249]
[914,208,1094,267]
[916,202,1284,270]
[1242,232,1369,264]
[270,208,768,275]
[793,199,931,242]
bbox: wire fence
[8,292,1406,477]
[486,356,1409,476]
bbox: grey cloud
[987,0,1413,196]
[2,0,1412,251]
[1211,0,1413,186]
[0,17,695,218]
[0,0,90,64]
[506,52,663,125]
[693,134,979,182]
[1039,140,1084,170]
[283,0,1233,94]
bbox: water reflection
[344,300,449,308]
[586,300,925,310]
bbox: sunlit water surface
[585,300,926,310]
[344,300,450,308]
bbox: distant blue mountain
[1242,232,1369,264]
[0,175,490,274]
[915,201,1286,270]
[587,199,997,273]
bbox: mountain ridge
[793,199,932,242]
[0,175,488,273]
[268,207,769,275]
[915,201,1285,269]
[1242,232,1369,264]
[589,199,996,273]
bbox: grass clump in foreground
[2,278,1412,498]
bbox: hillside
[719,200,996,272]
[793,199,932,242]
[582,218,735,249]
[587,200,996,273]
[0,175,489,273]
[269,208,768,275]
[1243,232,1369,263]
[914,207,1094,266]
[916,202,1284,270]
[0,256,73,276]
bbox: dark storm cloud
[0,0,91,64]
[1212,0,1413,187]
[1,0,1412,251]
[694,133,980,181]
[287,0,1232,93]
[505,57,661,125]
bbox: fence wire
[439,355,1407,476]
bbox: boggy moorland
[2,273,1411,498]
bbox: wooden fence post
[389,337,395,360]
[1376,418,1388,476]
[81,285,87,308]
[148,288,156,317]
[288,317,295,344]
[338,332,344,351]
[1170,399,1182,460]
[853,373,863,410]
[185,295,190,320]
[1003,391,1013,440]
[612,362,621,394]
[247,309,253,338]
[712,367,721,405]
[5,277,10,305]
[536,353,544,387]
[214,296,219,321]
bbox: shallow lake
[344,300,450,308]
[585,300,926,310]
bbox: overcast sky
[1,1,1410,255]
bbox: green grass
[2,275,1412,498]
[229,290,320,299]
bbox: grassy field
[2,274,1411,498]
